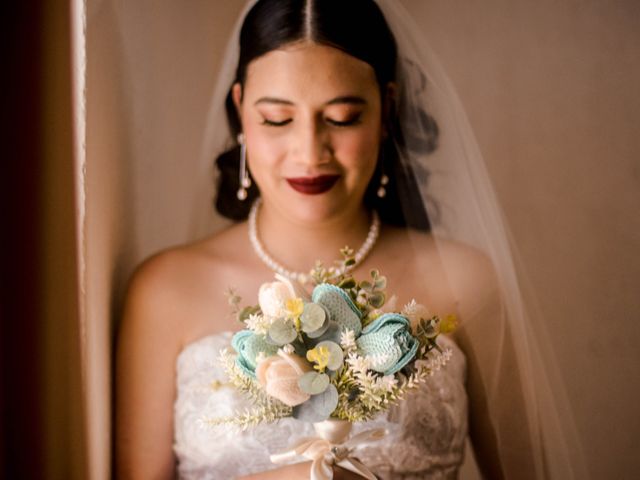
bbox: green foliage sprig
[202,349,292,429]
[206,249,455,429]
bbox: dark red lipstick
[285,175,340,195]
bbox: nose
[293,116,331,167]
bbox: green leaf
[268,318,297,345]
[360,280,373,292]
[293,340,309,358]
[292,401,323,422]
[418,317,440,339]
[306,317,330,338]
[344,258,356,267]
[298,371,330,395]
[238,305,260,322]
[374,277,387,290]
[316,340,344,371]
[293,384,339,422]
[300,303,326,333]
[311,384,339,417]
[340,246,355,257]
[308,321,341,344]
[369,292,385,309]
[338,277,356,289]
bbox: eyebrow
[327,96,367,106]
[253,95,367,106]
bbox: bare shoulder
[115,225,251,478]
[383,225,495,277]
[122,221,251,346]
[380,226,498,314]
[432,237,498,294]
[129,227,238,298]
[422,235,502,336]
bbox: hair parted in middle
[214,0,437,230]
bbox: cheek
[335,129,380,180]
[243,125,285,177]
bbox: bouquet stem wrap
[269,419,385,480]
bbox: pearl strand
[248,198,380,284]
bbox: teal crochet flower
[231,330,279,378]
[311,283,362,336]
[356,313,419,375]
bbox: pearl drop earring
[377,173,389,198]
[237,133,251,201]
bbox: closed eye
[261,115,362,127]
[261,118,292,127]
[326,114,362,127]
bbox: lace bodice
[173,332,468,479]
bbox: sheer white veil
[191,1,588,478]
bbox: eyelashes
[260,114,362,128]
[261,118,292,127]
[326,116,362,127]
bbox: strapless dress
[173,331,468,479]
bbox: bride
[116,1,584,479]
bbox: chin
[289,197,344,223]
[279,190,357,224]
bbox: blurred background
[4,0,639,478]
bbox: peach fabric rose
[255,352,313,407]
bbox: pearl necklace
[248,198,380,284]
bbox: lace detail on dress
[173,332,468,479]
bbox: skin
[232,41,387,269]
[116,42,521,479]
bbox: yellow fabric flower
[441,314,458,334]
[306,345,330,373]
[285,297,304,319]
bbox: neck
[253,199,372,275]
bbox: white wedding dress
[173,331,468,480]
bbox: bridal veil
[178,1,589,477]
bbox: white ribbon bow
[270,428,386,480]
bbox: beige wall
[86,0,640,477]
[406,1,640,478]
[86,1,241,476]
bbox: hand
[237,461,370,479]
[236,461,312,480]
[334,464,371,480]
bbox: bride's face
[233,42,385,223]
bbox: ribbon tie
[270,428,386,480]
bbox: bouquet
[208,248,456,479]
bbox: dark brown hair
[215,0,436,230]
